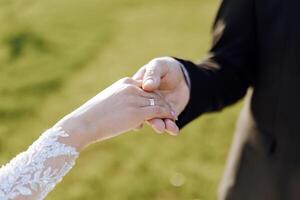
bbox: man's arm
[133,0,256,134]
[175,0,257,128]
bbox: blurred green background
[0,0,243,199]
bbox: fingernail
[171,110,178,120]
[144,78,154,86]
[168,130,178,136]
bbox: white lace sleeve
[0,127,79,200]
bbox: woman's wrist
[53,114,93,152]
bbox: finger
[141,105,175,121]
[140,96,166,108]
[128,78,143,87]
[138,89,163,99]
[134,87,161,100]
[140,97,177,121]
[138,91,172,110]
[164,119,179,136]
[142,66,161,91]
[135,90,163,106]
[140,94,177,120]
[147,118,165,134]
[133,79,143,88]
[119,77,142,87]
[142,60,168,92]
[132,67,146,80]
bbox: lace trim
[0,127,79,200]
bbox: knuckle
[152,57,171,66]
[153,60,164,67]
[148,58,161,68]
[120,77,132,84]
[152,57,165,63]
[145,68,156,77]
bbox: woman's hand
[54,77,176,151]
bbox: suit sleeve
[176,0,257,128]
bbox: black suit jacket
[176,0,300,199]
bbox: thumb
[142,60,166,91]
[142,70,161,92]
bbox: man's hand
[133,57,190,135]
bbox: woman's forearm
[0,77,175,200]
[0,126,80,200]
[0,112,98,200]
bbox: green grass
[0,0,243,199]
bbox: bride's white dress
[0,127,79,200]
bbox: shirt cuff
[179,62,191,90]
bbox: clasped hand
[55,57,190,151]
